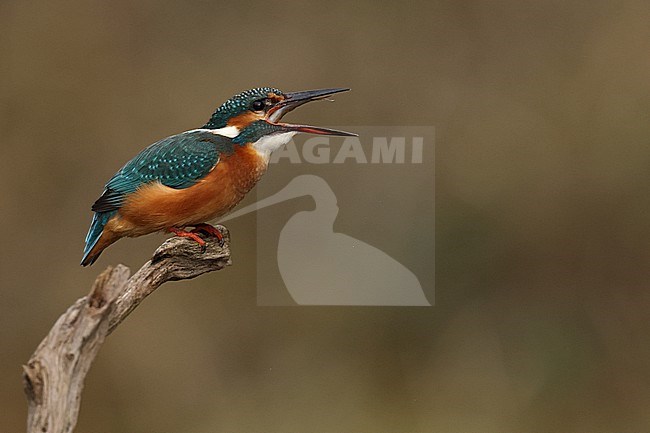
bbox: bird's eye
[252,99,266,111]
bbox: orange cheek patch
[226,111,262,129]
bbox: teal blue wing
[91,130,234,212]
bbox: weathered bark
[23,226,231,433]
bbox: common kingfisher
[81,87,354,266]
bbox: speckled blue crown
[203,87,283,129]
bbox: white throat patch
[253,132,297,162]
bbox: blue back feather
[82,129,234,265]
[91,130,232,213]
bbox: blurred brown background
[2,0,650,431]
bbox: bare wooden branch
[23,226,231,433]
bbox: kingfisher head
[203,87,355,156]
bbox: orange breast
[107,144,267,237]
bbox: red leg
[191,223,224,246]
[168,227,206,251]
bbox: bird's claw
[191,223,224,247]
[168,227,207,250]
[168,224,224,252]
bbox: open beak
[267,88,357,136]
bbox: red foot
[168,227,207,251]
[191,223,224,246]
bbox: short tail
[81,211,117,266]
